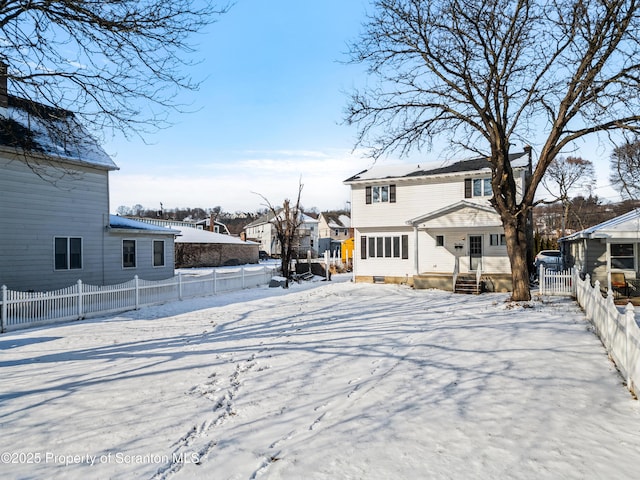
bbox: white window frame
[489,234,506,246]
[473,178,492,197]
[610,243,635,270]
[372,185,389,203]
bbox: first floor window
[54,237,82,270]
[490,234,506,246]
[611,243,634,270]
[123,240,136,268]
[153,240,165,267]
[361,234,408,259]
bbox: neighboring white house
[243,210,319,258]
[317,212,351,257]
[344,151,532,292]
[560,208,640,292]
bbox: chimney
[0,62,7,117]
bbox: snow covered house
[560,208,640,292]
[0,88,177,291]
[243,209,319,258]
[317,212,351,257]
[344,151,532,292]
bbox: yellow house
[342,237,354,265]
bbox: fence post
[242,267,245,289]
[1,285,6,333]
[625,302,635,392]
[77,279,84,320]
[178,272,183,301]
[214,269,218,295]
[539,265,545,295]
[135,275,140,310]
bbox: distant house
[0,84,177,291]
[344,151,532,292]
[243,210,319,258]
[560,208,640,291]
[127,218,258,267]
[317,212,351,257]
[195,217,231,235]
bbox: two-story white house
[243,209,319,258]
[317,212,351,257]
[344,151,531,292]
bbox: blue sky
[106,0,619,214]
[107,0,374,213]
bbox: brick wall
[175,243,259,268]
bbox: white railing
[0,266,278,333]
[574,274,639,397]
[538,266,576,296]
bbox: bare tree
[1,1,227,141]
[256,182,304,288]
[610,138,640,200]
[542,156,596,237]
[346,0,640,301]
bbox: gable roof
[0,95,117,170]
[406,201,499,227]
[560,209,640,241]
[344,151,529,183]
[320,212,351,229]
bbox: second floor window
[365,184,396,204]
[465,178,492,198]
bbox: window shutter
[365,186,372,204]
[360,235,367,259]
[389,184,396,203]
[401,235,409,259]
[464,179,472,198]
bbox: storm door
[469,235,483,271]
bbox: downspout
[413,225,419,275]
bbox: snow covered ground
[1,276,639,480]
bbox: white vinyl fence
[1,266,278,333]
[538,267,576,296]
[539,268,640,396]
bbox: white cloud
[109,148,373,213]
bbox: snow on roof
[560,208,640,241]
[344,151,529,183]
[325,213,351,229]
[0,95,117,170]
[174,226,254,245]
[109,215,179,233]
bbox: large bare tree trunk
[503,215,531,302]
